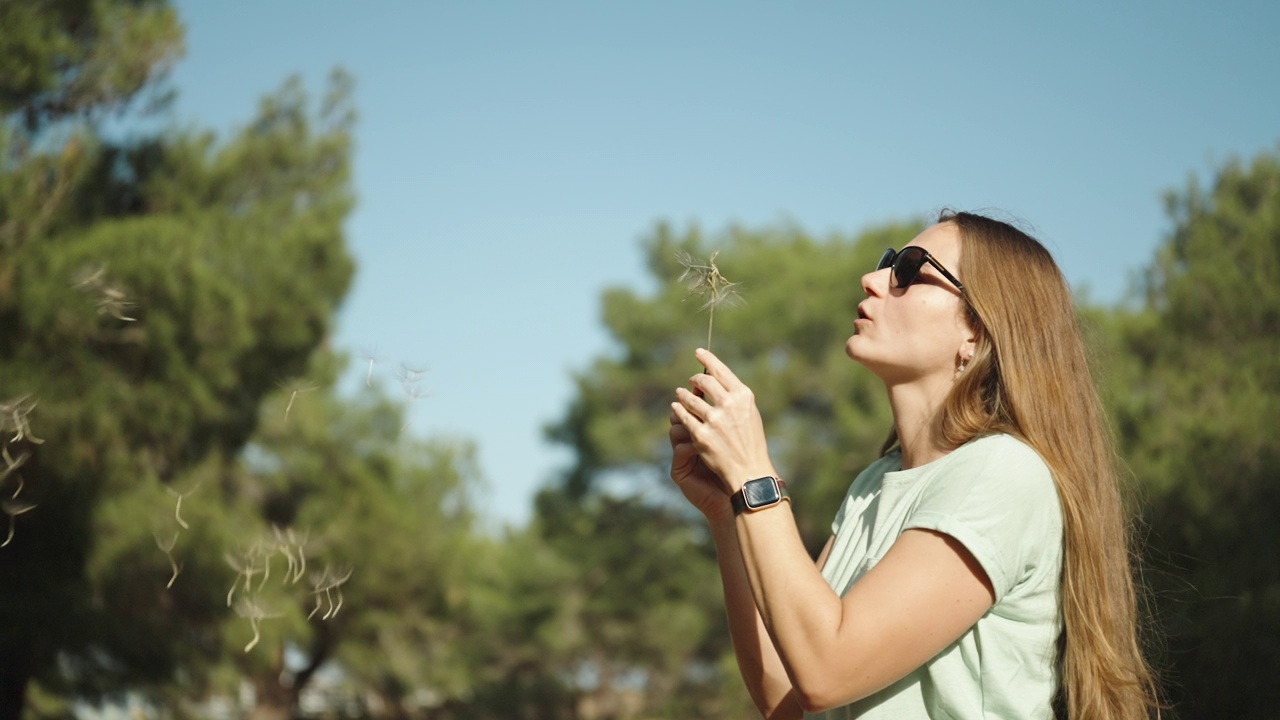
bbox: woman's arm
[735,508,993,712]
[713,527,836,719]
[709,517,807,719]
[670,411,820,719]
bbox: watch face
[743,477,781,510]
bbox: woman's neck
[886,374,955,470]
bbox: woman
[669,211,1157,719]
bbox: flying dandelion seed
[396,363,428,387]
[165,482,200,530]
[225,567,242,607]
[393,365,431,432]
[0,396,43,445]
[234,596,281,653]
[1,444,26,468]
[71,264,107,289]
[1,500,37,548]
[307,592,324,621]
[96,286,136,322]
[173,495,187,529]
[274,533,300,585]
[359,346,384,388]
[278,380,319,420]
[399,384,431,433]
[327,585,345,620]
[1,446,28,487]
[72,265,136,321]
[676,250,743,352]
[225,549,264,606]
[155,530,182,588]
[307,565,353,620]
[272,526,309,584]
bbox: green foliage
[208,382,485,716]
[1106,147,1280,719]
[0,0,366,712]
[0,0,182,126]
[534,493,738,718]
[0,3,597,718]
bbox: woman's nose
[861,268,888,297]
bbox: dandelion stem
[707,308,715,352]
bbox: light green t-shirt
[807,434,1063,720]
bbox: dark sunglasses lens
[893,247,927,288]
[876,248,897,273]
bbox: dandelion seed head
[675,249,744,351]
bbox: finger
[670,448,702,483]
[695,348,745,391]
[674,387,714,421]
[669,422,692,443]
[671,439,697,458]
[689,372,728,404]
[671,400,702,431]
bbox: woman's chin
[844,336,863,362]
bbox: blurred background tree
[0,3,581,718]
[1100,148,1280,718]
[0,0,361,716]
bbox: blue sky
[166,0,1279,527]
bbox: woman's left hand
[671,348,777,493]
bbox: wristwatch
[731,476,790,516]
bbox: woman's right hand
[670,410,734,525]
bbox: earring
[958,351,974,373]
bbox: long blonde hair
[887,210,1159,719]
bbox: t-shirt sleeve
[903,435,1062,602]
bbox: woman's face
[846,222,974,385]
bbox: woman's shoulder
[937,433,1058,502]
[953,433,1051,475]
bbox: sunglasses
[876,246,966,293]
